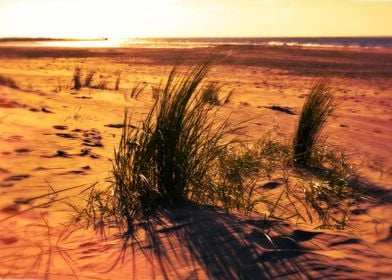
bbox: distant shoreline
[0,37,391,49]
[0,37,108,42]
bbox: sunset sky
[0,0,391,38]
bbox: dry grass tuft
[293,80,335,166]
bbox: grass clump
[84,70,96,87]
[93,80,108,90]
[293,80,335,166]
[74,56,361,232]
[201,81,221,105]
[84,50,241,229]
[0,74,19,89]
[212,144,264,213]
[129,82,146,99]
[73,68,82,90]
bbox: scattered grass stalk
[73,68,82,90]
[201,81,221,105]
[84,70,96,87]
[115,71,121,91]
[293,80,335,166]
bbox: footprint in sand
[0,236,18,245]
[0,167,9,174]
[56,133,78,139]
[4,174,30,181]
[41,107,53,113]
[14,197,31,204]
[82,129,103,147]
[75,96,92,99]
[79,148,100,158]
[53,125,68,130]
[43,150,74,158]
[105,123,137,129]
[6,135,23,142]
[265,105,296,115]
[14,148,31,154]
[261,181,281,190]
[0,182,14,188]
[1,203,21,213]
[29,107,40,112]
[60,170,87,175]
[59,165,91,175]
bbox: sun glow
[0,0,391,38]
[0,0,189,38]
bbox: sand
[0,45,391,279]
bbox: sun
[0,0,189,38]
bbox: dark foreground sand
[0,45,391,279]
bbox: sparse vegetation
[293,80,335,166]
[212,143,264,213]
[224,89,234,104]
[72,55,362,232]
[79,51,254,230]
[129,82,146,99]
[93,80,108,90]
[115,71,121,91]
[201,81,221,105]
[152,83,162,99]
[73,68,82,90]
[84,70,96,87]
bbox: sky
[0,0,391,38]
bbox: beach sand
[0,45,391,279]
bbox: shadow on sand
[111,205,341,279]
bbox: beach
[0,44,391,279]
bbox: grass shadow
[113,205,336,279]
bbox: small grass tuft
[293,80,335,166]
[93,80,108,90]
[129,82,146,99]
[84,70,96,87]
[82,49,246,230]
[212,144,264,213]
[73,68,82,90]
[201,81,221,105]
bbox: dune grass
[73,68,82,90]
[201,81,221,105]
[293,81,335,166]
[129,82,146,99]
[82,50,240,229]
[115,71,121,91]
[70,54,362,232]
[84,70,96,87]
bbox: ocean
[118,37,392,48]
[1,37,392,49]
